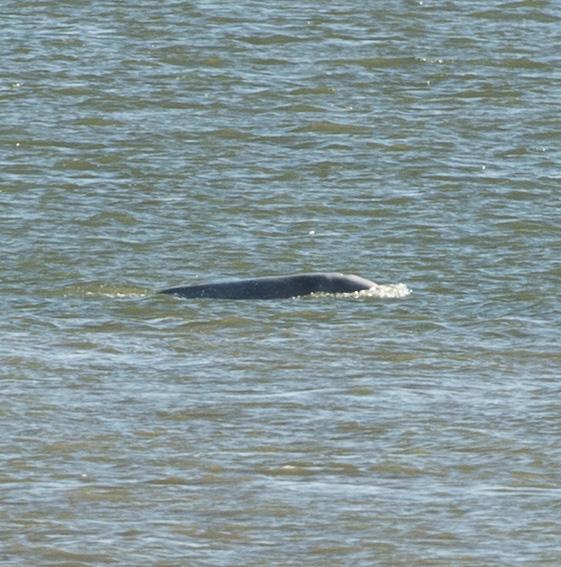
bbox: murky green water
[2,1,561,565]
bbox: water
[2,1,561,565]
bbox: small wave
[311,283,411,300]
[292,120,372,135]
[61,283,150,299]
[354,283,411,299]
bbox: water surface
[2,1,561,565]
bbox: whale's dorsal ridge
[158,272,375,300]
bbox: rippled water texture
[2,1,561,565]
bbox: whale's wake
[336,282,411,299]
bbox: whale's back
[158,272,375,300]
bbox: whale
[158,272,376,300]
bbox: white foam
[356,283,411,299]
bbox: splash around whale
[158,272,378,300]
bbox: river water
[2,1,561,565]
